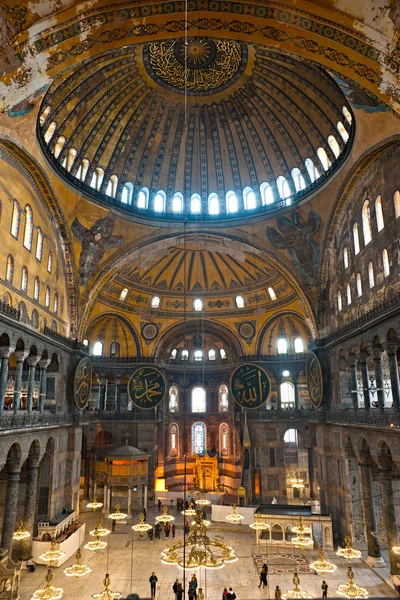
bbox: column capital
[385,341,399,356]
[371,346,384,360]
[14,350,29,362]
[27,356,41,368]
[377,454,393,473]
[347,355,358,368]
[39,357,51,369]
[358,350,369,364]
[358,451,372,466]
[0,347,15,359]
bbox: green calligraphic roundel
[306,351,324,408]
[74,356,92,410]
[230,363,271,409]
[128,366,166,410]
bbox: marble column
[348,355,359,411]
[378,455,400,576]
[13,350,28,413]
[372,346,385,413]
[22,457,40,556]
[102,484,108,514]
[127,487,132,518]
[115,377,121,414]
[38,358,51,414]
[307,447,317,499]
[107,487,111,515]
[359,452,385,566]
[387,342,400,413]
[26,356,40,414]
[144,485,148,509]
[359,351,371,412]
[0,347,13,414]
[293,376,300,411]
[1,464,21,553]
[275,376,282,411]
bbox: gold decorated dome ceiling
[38,38,353,221]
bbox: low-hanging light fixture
[91,573,121,600]
[309,547,337,576]
[84,533,107,553]
[87,496,103,511]
[13,520,30,541]
[195,493,211,507]
[63,548,92,580]
[89,517,110,538]
[249,513,269,531]
[337,563,368,598]
[225,505,244,525]
[292,516,312,535]
[39,539,66,563]
[336,536,361,561]
[156,505,175,526]
[31,567,63,600]
[282,571,313,599]
[290,472,305,489]
[132,513,152,534]
[108,504,127,521]
[182,502,197,517]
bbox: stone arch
[85,312,141,358]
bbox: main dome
[38,39,354,223]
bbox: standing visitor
[227,587,236,600]
[275,586,282,599]
[172,523,176,538]
[190,574,198,599]
[173,579,179,600]
[149,572,158,599]
[322,580,328,598]
[222,588,229,600]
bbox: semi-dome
[38,39,353,222]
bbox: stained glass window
[192,422,206,455]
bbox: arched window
[66,148,77,172]
[92,341,103,356]
[54,293,59,315]
[280,382,295,408]
[181,349,189,361]
[192,387,206,412]
[220,348,227,360]
[193,298,203,312]
[10,200,20,239]
[192,422,206,455]
[343,247,349,269]
[394,191,400,219]
[337,121,349,143]
[36,228,44,261]
[305,158,320,183]
[368,262,375,288]
[77,158,90,182]
[44,121,57,143]
[90,167,104,191]
[208,193,219,215]
[106,175,118,198]
[154,190,166,213]
[23,205,33,250]
[342,106,352,125]
[220,423,229,456]
[172,192,183,213]
[191,193,201,214]
[382,249,390,277]
[21,266,28,292]
[294,338,304,353]
[346,283,352,305]
[34,277,40,301]
[170,348,177,360]
[208,349,216,361]
[226,190,238,214]
[291,168,306,192]
[268,287,277,301]
[276,176,291,199]
[170,423,178,457]
[47,252,53,274]
[137,187,149,209]
[353,223,360,255]
[110,342,120,357]
[277,338,288,354]
[362,201,372,245]
[83,339,89,348]
[39,106,51,126]
[356,273,362,297]
[45,285,51,308]
[53,136,65,159]
[194,350,203,362]
[121,182,134,205]
[151,296,160,309]
[235,295,245,308]
[328,135,340,158]
[219,384,229,412]
[169,386,178,412]
[260,182,274,205]
[5,255,14,283]
[119,288,128,302]
[375,196,384,231]
[337,291,342,312]
[243,186,257,210]
[317,147,331,171]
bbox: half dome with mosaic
[38,40,354,222]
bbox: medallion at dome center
[128,366,166,409]
[230,363,270,409]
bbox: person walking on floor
[275,586,282,599]
[227,587,236,600]
[172,523,176,538]
[321,580,328,598]
[158,499,162,511]
[149,572,158,599]
[176,582,183,600]
[188,582,195,600]
[222,588,229,600]
[190,574,198,599]
[258,563,268,588]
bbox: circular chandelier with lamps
[132,513,153,534]
[13,520,30,541]
[108,504,127,521]
[31,567,63,600]
[182,502,197,517]
[337,563,368,598]
[225,505,244,525]
[63,548,92,580]
[89,517,110,538]
[91,573,121,600]
[282,571,313,599]
[249,513,269,531]
[292,533,314,548]
[39,539,66,563]
[336,536,361,561]
[84,534,107,552]
[292,516,312,535]
[195,493,211,507]
[156,505,175,525]
[309,547,337,575]
[87,496,103,511]
[290,472,305,489]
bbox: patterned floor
[253,552,313,574]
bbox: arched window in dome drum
[353,223,360,255]
[192,387,206,412]
[220,348,227,359]
[53,136,65,159]
[382,249,390,277]
[337,291,342,312]
[194,350,203,362]
[305,158,320,183]
[343,247,349,269]
[66,148,77,172]
[294,338,304,353]
[47,252,53,274]
[346,283,351,305]
[119,288,128,302]
[220,423,229,456]
[5,255,13,283]
[191,193,201,214]
[11,200,20,239]
[342,106,352,125]
[243,186,257,210]
[21,266,28,293]
[280,382,295,408]
[91,167,104,191]
[394,191,400,218]
[235,296,245,308]
[34,277,40,301]
[169,386,178,412]
[276,176,291,199]
[208,349,216,361]
[268,287,277,301]
[170,423,178,457]
[226,190,238,214]
[375,196,384,231]
[208,193,219,215]
[260,182,274,205]
[45,285,51,308]
[106,175,118,198]
[172,192,184,213]
[317,147,331,171]
[170,348,177,360]
[23,205,33,251]
[121,182,133,205]
[277,338,288,354]
[110,342,120,357]
[368,262,375,288]
[356,273,362,297]
[328,135,340,159]
[192,422,206,455]
[36,228,44,262]
[40,106,51,127]
[137,187,149,209]
[362,200,372,245]
[219,384,229,412]
[154,190,166,213]
[78,158,90,182]
[291,168,306,192]
[337,121,349,143]
[92,341,103,356]
[44,121,57,144]
[193,298,203,312]
[181,349,189,361]
[151,296,160,309]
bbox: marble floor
[19,508,396,600]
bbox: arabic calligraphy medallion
[306,351,324,408]
[128,366,166,410]
[74,356,92,410]
[230,363,270,409]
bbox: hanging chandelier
[13,520,30,541]
[156,505,175,525]
[282,571,313,599]
[290,472,305,489]
[63,548,92,580]
[309,547,337,575]
[89,518,110,537]
[249,513,269,531]
[336,536,361,560]
[292,516,311,535]
[39,539,66,563]
[87,496,103,511]
[182,502,197,517]
[225,505,244,525]
[337,563,368,598]
[84,534,107,552]
[161,515,237,569]
[132,513,152,534]
[292,533,313,548]
[31,567,63,600]
[91,573,121,600]
[108,504,127,521]
[195,493,211,506]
